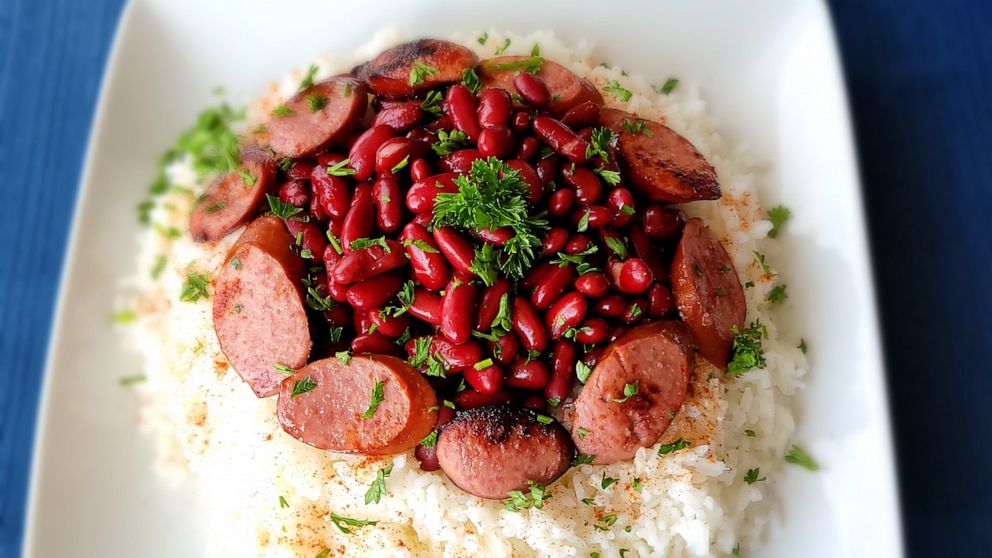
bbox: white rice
[120,28,807,558]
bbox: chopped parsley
[743,468,766,484]
[632,478,643,491]
[279,495,289,508]
[271,104,293,117]
[732,543,741,556]
[494,37,511,55]
[576,210,591,232]
[403,238,439,254]
[745,429,756,437]
[604,236,627,259]
[390,154,411,174]
[727,321,767,376]
[328,513,378,535]
[419,430,439,448]
[798,338,808,354]
[305,94,328,112]
[767,284,788,303]
[603,79,632,102]
[585,127,616,161]
[265,193,303,220]
[785,444,820,471]
[628,303,643,319]
[576,427,589,439]
[290,377,317,397]
[180,272,210,302]
[150,255,167,279]
[536,414,553,425]
[326,158,357,176]
[381,280,416,318]
[229,257,242,270]
[432,158,547,280]
[600,473,618,489]
[470,243,500,287]
[612,381,639,403]
[408,60,438,86]
[420,90,443,116]
[753,251,773,275]
[477,32,489,45]
[503,481,550,511]
[486,56,544,74]
[658,438,689,456]
[431,129,470,156]
[118,374,146,387]
[576,361,593,383]
[461,67,481,94]
[572,455,596,468]
[656,76,679,95]
[594,514,618,530]
[364,463,393,504]
[110,310,137,324]
[315,550,330,558]
[593,167,621,185]
[361,381,386,420]
[581,497,596,505]
[767,205,791,238]
[335,351,352,366]
[272,363,296,376]
[621,118,653,137]
[298,63,318,90]
[350,236,391,252]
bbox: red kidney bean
[452,268,475,284]
[532,116,590,163]
[323,245,349,302]
[574,271,609,298]
[547,188,576,217]
[618,258,654,294]
[352,331,404,357]
[546,291,588,339]
[406,173,459,214]
[408,289,443,325]
[415,444,440,471]
[532,264,575,310]
[410,158,431,182]
[491,332,519,366]
[511,297,548,352]
[431,337,484,369]
[278,180,310,207]
[323,303,352,329]
[605,257,624,286]
[641,205,687,241]
[444,84,481,140]
[440,280,477,344]
[521,261,554,290]
[629,228,669,282]
[310,165,351,220]
[440,149,484,174]
[317,152,346,167]
[425,114,453,133]
[340,184,375,250]
[512,72,551,107]
[348,125,395,181]
[503,159,543,204]
[545,340,577,404]
[576,127,593,143]
[571,205,612,230]
[332,239,406,283]
[506,358,550,390]
[575,317,609,344]
[473,226,514,246]
[534,157,557,185]
[511,111,530,132]
[606,188,636,228]
[411,212,433,228]
[516,136,539,160]
[368,309,411,338]
[401,222,450,291]
[519,394,547,412]
[562,166,602,205]
[581,346,604,369]
[622,298,648,324]
[285,160,314,181]
[464,363,504,395]
[454,389,512,409]
[369,176,401,233]
[477,125,515,158]
[345,272,405,310]
[375,137,424,176]
[593,294,625,317]
[432,227,476,276]
[284,219,327,264]
[354,310,374,335]
[565,234,594,255]
[372,102,424,132]
[648,283,675,318]
[478,88,513,128]
[542,227,569,256]
[560,100,601,129]
[608,326,628,343]
[475,279,511,331]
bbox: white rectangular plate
[25,0,902,556]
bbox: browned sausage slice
[357,39,478,98]
[190,149,275,242]
[478,56,604,117]
[436,406,574,499]
[213,216,311,397]
[276,355,438,454]
[267,76,368,158]
[572,322,692,464]
[671,218,746,367]
[600,108,720,203]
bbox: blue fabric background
[0,1,989,556]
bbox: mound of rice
[120,29,807,558]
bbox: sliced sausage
[267,76,368,158]
[357,39,478,98]
[190,149,275,242]
[277,355,438,454]
[599,108,720,203]
[212,216,311,397]
[571,322,692,464]
[671,218,746,367]
[478,57,603,117]
[436,406,574,499]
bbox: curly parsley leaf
[408,60,438,86]
[503,481,550,511]
[180,272,210,302]
[767,205,791,238]
[728,321,768,376]
[658,438,689,456]
[604,79,632,102]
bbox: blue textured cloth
[0,1,989,556]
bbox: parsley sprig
[728,321,768,375]
[503,481,550,511]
